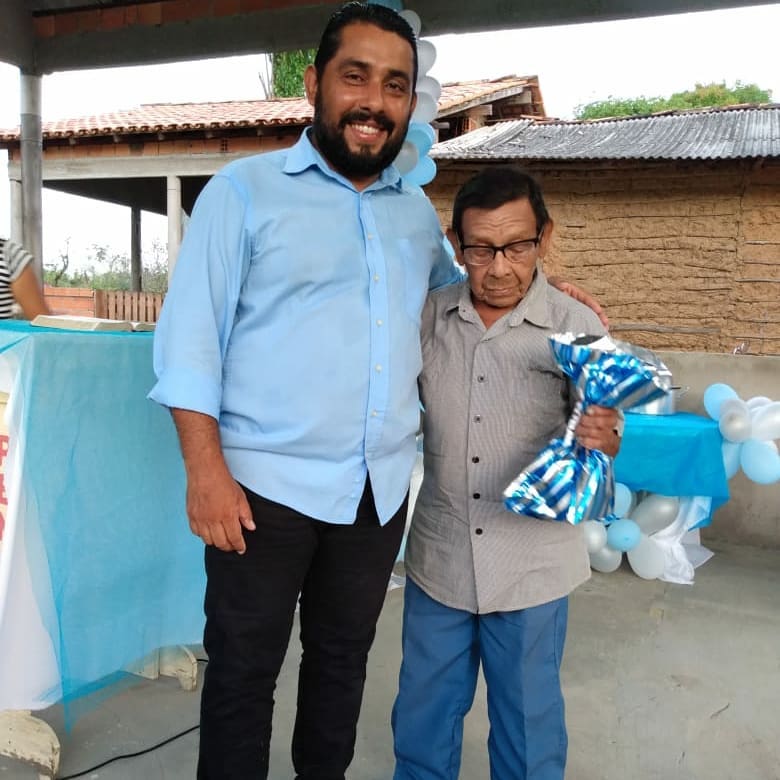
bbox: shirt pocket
[512,369,571,446]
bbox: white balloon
[630,494,679,535]
[416,75,442,102]
[399,9,422,35]
[746,395,772,410]
[718,397,752,442]
[721,440,743,479]
[393,140,419,174]
[411,91,438,123]
[613,482,634,517]
[627,535,665,580]
[589,545,622,573]
[582,520,608,554]
[750,401,780,441]
[416,39,437,74]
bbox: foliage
[575,81,773,120]
[270,49,316,98]
[43,239,169,293]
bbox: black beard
[312,94,409,181]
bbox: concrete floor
[2,539,779,779]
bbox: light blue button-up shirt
[150,130,461,525]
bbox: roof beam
[2,0,777,73]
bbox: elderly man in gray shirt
[392,167,621,780]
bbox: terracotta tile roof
[0,75,540,141]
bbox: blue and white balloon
[718,397,752,443]
[606,518,642,552]
[399,8,421,34]
[394,140,419,174]
[613,482,634,517]
[703,383,739,421]
[627,534,665,580]
[405,155,437,186]
[750,401,780,441]
[582,520,608,554]
[589,544,622,573]
[740,439,780,485]
[721,440,743,480]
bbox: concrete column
[130,205,142,292]
[166,175,182,282]
[19,72,43,281]
[9,178,23,244]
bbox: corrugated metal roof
[431,105,780,161]
[0,76,538,142]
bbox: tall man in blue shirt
[151,6,451,777]
[151,3,602,778]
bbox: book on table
[31,314,155,332]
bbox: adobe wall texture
[427,158,780,355]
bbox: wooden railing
[94,290,165,323]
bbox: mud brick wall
[426,158,780,355]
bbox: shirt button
[477,375,485,382]
[473,415,481,423]
[374,274,380,282]
[375,364,382,372]
[376,319,383,326]
[367,233,374,239]
[472,456,480,463]
[475,528,483,535]
[473,492,481,499]
[371,410,378,417]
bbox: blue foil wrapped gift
[503,333,673,524]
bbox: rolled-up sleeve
[149,171,250,419]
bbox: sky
[0,2,778,272]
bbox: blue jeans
[392,579,568,780]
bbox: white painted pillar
[166,175,182,282]
[9,178,23,244]
[19,72,43,280]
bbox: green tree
[43,239,170,292]
[575,81,772,120]
[261,49,316,98]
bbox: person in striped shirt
[0,238,49,320]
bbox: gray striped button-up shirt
[405,271,606,614]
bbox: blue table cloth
[615,411,730,526]
[0,321,205,708]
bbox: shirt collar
[508,269,553,328]
[444,269,554,329]
[283,128,404,193]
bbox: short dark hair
[314,2,418,86]
[451,167,550,243]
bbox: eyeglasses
[460,231,543,266]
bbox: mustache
[339,110,395,134]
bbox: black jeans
[197,479,406,779]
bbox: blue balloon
[404,156,437,186]
[406,121,436,155]
[721,440,743,479]
[613,482,633,517]
[740,439,780,484]
[703,383,738,421]
[606,518,642,552]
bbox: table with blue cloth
[615,411,730,528]
[0,321,205,720]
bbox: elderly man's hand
[575,405,621,457]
